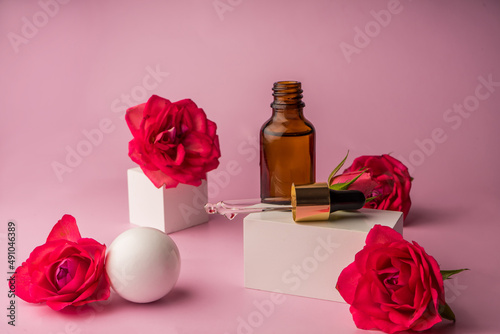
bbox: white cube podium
[127,167,208,234]
[244,208,403,302]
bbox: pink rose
[330,154,412,219]
[336,225,445,333]
[12,215,110,311]
[126,95,221,188]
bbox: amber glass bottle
[260,81,316,204]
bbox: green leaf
[327,151,350,186]
[439,303,456,322]
[330,182,349,191]
[365,195,378,202]
[329,169,367,191]
[441,269,469,280]
[343,169,367,187]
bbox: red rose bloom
[330,154,412,219]
[12,215,110,311]
[336,225,445,333]
[126,95,221,188]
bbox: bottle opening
[272,81,305,108]
[274,81,300,84]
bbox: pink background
[1,0,500,333]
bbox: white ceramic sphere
[105,227,181,303]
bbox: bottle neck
[270,81,305,111]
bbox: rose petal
[78,252,109,304]
[366,156,391,176]
[154,129,175,147]
[410,288,442,331]
[125,103,146,139]
[12,264,37,303]
[336,262,362,304]
[58,257,91,293]
[350,306,378,331]
[371,316,410,334]
[143,96,173,142]
[73,275,110,307]
[345,156,369,173]
[352,273,387,319]
[335,171,379,196]
[387,308,412,328]
[156,100,176,133]
[55,259,73,289]
[45,260,62,291]
[413,241,444,296]
[383,154,408,174]
[46,215,82,243]
[144,95,170,120]
[366,225,403,246]
[170,170,205,185]
[29,278,59,300]
[76,238,106,256]
[72,281,99,303]
[397,262,412,286]
[128,140,157,171]
[372,280,392,305]
[203,155,220,171]
[45,292,82,311]
[40,244,83,271]
[391,286,413,306]
[183,132,214,157]
[141,167,179,188]
[27,241,66,273]
[170,143,186,166]
[77,240,106,285]
[206,120,218,138]
[186,104,208,134]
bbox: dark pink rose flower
[336,225,446,333]
[330,154,412,219]
[12,215,110,311]
[126,95,221,188]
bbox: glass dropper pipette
[205,183,366,222]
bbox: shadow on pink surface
[403,205,467,228]
[55,287,194,317]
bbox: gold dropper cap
[291,183,331,222]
